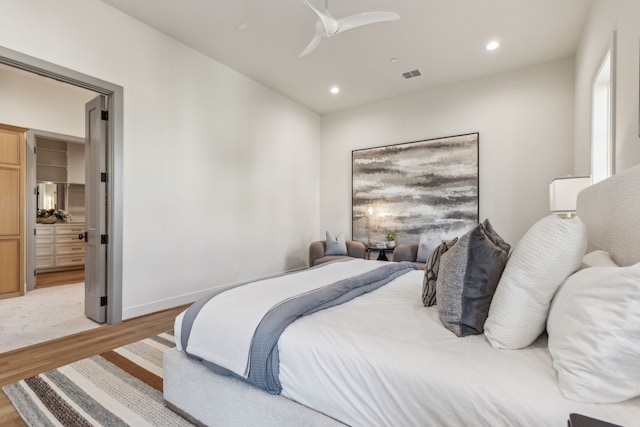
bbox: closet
[32,132,86,275]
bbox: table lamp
[549,176,591,218]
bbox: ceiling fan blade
[299,32,323,57]
[302,0,339,35]
[337,11,399,33]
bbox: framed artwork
[352,133,479,246]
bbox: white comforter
[176,259,387,378]
[278,269,640,427]
[176,266,640,427]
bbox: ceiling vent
[402,69,422,79]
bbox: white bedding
[174,266,640,426]
[176,259,387,377]
[277,269,640,427]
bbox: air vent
[402,69,422,79]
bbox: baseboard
[122,288,215,320]
[122,267,307,320]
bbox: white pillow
[547,263,640,403]
[581,249,618,269]
[484,215,586,349]
[416,234,442,263]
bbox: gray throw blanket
[181,261,417,394]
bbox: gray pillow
[325,231,348,256]
[416,234,442,263]
[482,218,511,253]
[436,219,510,337]
[422,238,458,307]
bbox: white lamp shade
[549,176,591,213]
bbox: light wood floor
[36,269,85,288]
[0,304,189,426]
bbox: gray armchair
[392,244,426,270]
[308,240,366,267]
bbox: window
[591,33,616,184]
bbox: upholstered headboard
[576,163,640,267]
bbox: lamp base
[555,212,577,219]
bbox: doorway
[26,128,91,294]
[0,46,123,329]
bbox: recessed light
[486,40,500,51]
[389,57,398,64]
[330,86,340,94]
[237,22,249,31]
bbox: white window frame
[591,32,616,184]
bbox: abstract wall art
[352,133,479,246]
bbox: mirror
[37,182,67,211]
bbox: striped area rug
[2,331,194,427]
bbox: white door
[84,96,108,323]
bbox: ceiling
[99,0,591,115]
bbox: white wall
[574,0,640,174]
[320,58,575,246]
[0,65,96,136]
[0,0,320,319]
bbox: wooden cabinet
[36,223,85,271]
[35,226,55,269]
[55,224,86,267]
[0,124,26,300]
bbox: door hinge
[100,296,108,306]
[101,110,109,121]
[100,172,108,183]
[34,147,37,154]
[34,228,36,236]
[101,234,109,244]
[34,269,37,277]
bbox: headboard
[576,163,640,267]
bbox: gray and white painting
[352,133,479,246]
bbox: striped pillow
[422,238,458,306]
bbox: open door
[25,130,37,292]
[84,96,108,323]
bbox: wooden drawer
[36,226,54,235]
[56,254,85,267]
[55,224,85,235]
[57,243,85,255]
[56,234,83,244]
[36,235,54,245]
[36,256,55,269]
[36,244,54,257]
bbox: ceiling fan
[299,0,400,57]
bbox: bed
[164,164,640,427]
